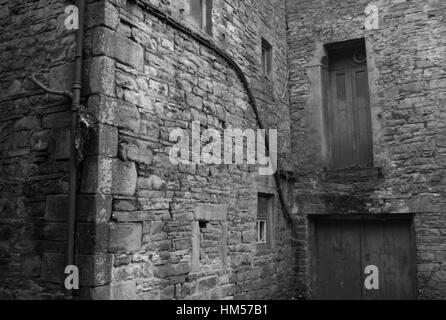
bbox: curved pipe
[30,71,73,99]
[136,0,292,223]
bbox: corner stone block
[88,95,116,126]
[86,1,119,30]
[194,204,228,222]
[93,27,144,72]
[88,56,115,96]
[112,160,137,196]
[114,34,144,72]
[76,222,110,254]
[109,223,142,253]
[77,194,112,223]
[83,285,111,300]
[88,95,141,133]
[76,254,113,287]
[84,124,118,157]
[81,157,113,194]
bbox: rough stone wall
[3,0,444,301]
[80,0,297,299]
[286,0,446,299]
[0,0,77,299]
[0,0,128,300]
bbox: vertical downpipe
[66,0,85,299]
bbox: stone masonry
[1,0,296,300]
[287,0,446,299]
[0,0,445,300]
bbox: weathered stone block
[49,63,74,92]
[119,142,153,164]
[109,223,142,253]
[14,116,40,132]
[153,263,191,279]
[160,285,175,300]
[45,194,68,222]
[113,198,137,212]
[81,157,113,194]
[31,130,51,151]
[115,101,141,132]
[42,223,67,241]
[111,281,137,300]
[84,124,118,157]
[77,254,113,287]
[42,112,71,129]
[87,1,119,29]
[93,27,144,72]
[53,128,70,159]
[41,253,64,283]
[88,56,115,96]
[112,160,137,196]
[87,95,116,126]
[242,230,256,243]
[137,175,166,191]
[76,222,110,254]
[81,285,111,300]
[21,254,41,277]
[198,276,218,290]
[77,194,112,223]
[194,204,228,221]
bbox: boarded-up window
[325,39,373,169]
[190,0,213,35]
[261,38,273,76]
[257,194,273,249]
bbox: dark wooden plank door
[328,64,373,169]
[352,67,373,166]
[312,217,417,300]
[361,221,418,300]
[312,220,363,300]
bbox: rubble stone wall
[81,0,297,300]
[287,0,446,299]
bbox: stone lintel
[194,204,228,222]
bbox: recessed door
[311,216,417,300]
[326,41,373,169]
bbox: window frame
[323,38,373,169]
[261,38,273,77]
[190,0,213,35]
[256,219,268,244]
[256,193,274,251]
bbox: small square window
[190,0,213,35]
[261,38,273,76]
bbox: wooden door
[311,216,417,300]
[328,54,373,169]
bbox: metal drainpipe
[136,0,293,223]
[66,0,86,299]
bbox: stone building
[0,0,445,300]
